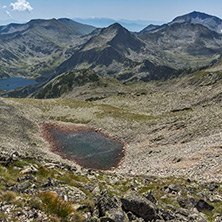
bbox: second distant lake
[0,77,37,91]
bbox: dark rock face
[195,199,214,212]
[121,191,157,221]
[139,60,179,81]
[105,23,145,52]
[57,47,127,75]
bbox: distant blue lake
[48,129,124,170]
[0,77,37,91]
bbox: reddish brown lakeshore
[39,121,125,170]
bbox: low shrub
[39,191,74,218]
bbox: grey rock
[195,199,214,212]
[10,181,30,192]
[208,182,219,192]
[97,190,121,217]
[20,166,38,175]
[43,177,58,187]
[127,211,137,220]
[41,184,87,203]
[142,190,157,204]
[177,197,197,209]
[101,209,129,222]
[159,208,176,221]
[168,184,180,192]
[17,174,36,182]
[121,190,158,221]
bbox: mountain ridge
[169,11,222,33]
[1,11,222,83]
[140,11,222,34]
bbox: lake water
[0,77,37,91]
[48,129,124,170]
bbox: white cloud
[2,5,7,9]
[10,0,33,12]
[6,10,12,18]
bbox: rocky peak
[99,22,129,38]
[169,11,222,33]
[139,24,160,34]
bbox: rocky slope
[0,149,221,221]
[0,19,95,80]
[55,13,222,80]
[1,63,222,179]
[0,63,222,221]
[55,23,183,82]
[138,22,222,69]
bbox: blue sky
[0,0,222,23]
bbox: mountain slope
[138,22,222,68]
[0,19,96,79]
[0,18,95,41]
[35,69,101,99]
[139,24,160,34]
[56,23,149,79]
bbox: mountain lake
[47,129,125,170]
[0,77,37,91]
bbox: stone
[127,211,137,220]
[10,181,30,192]
[208,182,219,192]
[142,190,157,204]
[97,190,121,217]
[17,174,36,182]
[41,184,87,203]
[195,199,214,212]
[20,166,38,175]
[100,209,129,222]
[177,197,197,209]
[168,184,180,192]
[121,190,158,221]
[43,177,58,187]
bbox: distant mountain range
[73,18,164,32]
[56,11,222,81]
[1,11,222,86]
[140,11,222,34]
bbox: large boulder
[121,190,158,221]
[195,199,214,212]
[177,197,197,209]
[100,209,129,222]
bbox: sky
[0,0,222,24]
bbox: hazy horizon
[0,0,221,25]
